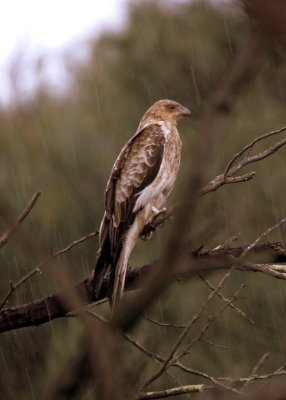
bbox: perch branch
[1,241,286,333]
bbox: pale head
[140,99,191,126]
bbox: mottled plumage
[92,99,191,313]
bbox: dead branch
[241,217,286,257]
[88,307,285,398]
[1,241,286,333]
[0,231,98,311]
[0,190,42,249]
[242,353,269,391]
[179,284,245,358]
[200,339,228,350]
[200,126,286,195]
[135,384,206,399]
[205,376,286,400]
[198,274,254,324]
[87,308,286,397]
[144,315,188,329]
[138,270,239,392]
[224,126,286,177]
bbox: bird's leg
[140,207,168,240]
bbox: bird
[92,99,191,314]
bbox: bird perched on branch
[92,99,191,314]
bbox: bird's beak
[179,106,191,117]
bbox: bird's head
[140,99,191,126]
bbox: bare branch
[200,339,228,350]
[198,274,254,324]
[144,315,187,329]
[224,126,286,177]
[175,284,245,362]
[139,270,238,391]
[2,241,286,333]
[135,384,206,399]
[88,310,235,395]
[241,216,286,257]
[87,309,286,397]
[200,127,286,196]
[219,365,286,385]
[242,353,269,390]
[0,231,98,311]
[0,190,42,249]
[236,260,286,280]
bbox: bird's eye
[168,105,176,110]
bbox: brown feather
[106,124,164,227]
[93,124,165,295]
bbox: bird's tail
[110,247,129,316]
[92,248,111,297]
[110,220,140,317]
[92,215,113,296]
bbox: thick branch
[1,241,286,333]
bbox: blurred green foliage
[0,1,286,398]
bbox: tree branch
[1,241,286,333]
[0,231,98,311]
[0,190,42,249]
[135,384,206,399]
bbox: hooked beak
[179,105,191,117]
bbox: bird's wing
[104,123,165,257]
[93,123,165,297]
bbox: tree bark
[1,242,285,333]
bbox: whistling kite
[92,99,191,313]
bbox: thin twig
[199,339,228,350]
[198,274,254,324]
[139,269,237,391]
[237,260,286,280]
[0,190,42,249]
[144,315,187,329]
[213,233,241,250]
[220,364,286,384]
[88,295,286,396]
[175,284,245,362]
[242,353,269,390]
[0,231,98,311]
[224,126,286,178]
[200,127,286,196]
[241,216,286,258]
[88,310,235,393]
